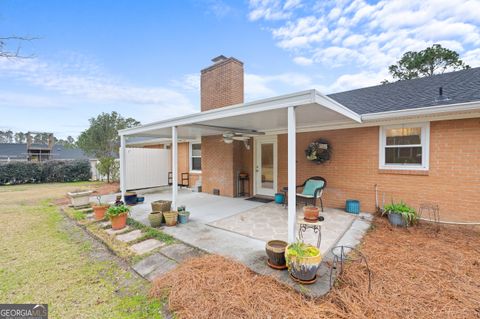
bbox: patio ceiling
[119,89,362,140]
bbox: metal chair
[296,176,327,211]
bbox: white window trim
[379,122,430,171]
[189,142,202,173]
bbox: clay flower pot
[67,190,93,208]
[303,206,320,222]
[110,213,128,230]
[151,200,172,212]
[92,205,109,221]
[148,211,163,227]
[265,240,288,269]
[163,211,178,227]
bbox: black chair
[168,172,189,188]
[295,176,327,211]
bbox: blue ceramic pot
[178,211,190,224]
[388,212,407,227]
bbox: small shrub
[106,204,130,218]
[383,201,418,225]
[0,160,91,185]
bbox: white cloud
[249,0,480,92]
[248,0,301,21]
[0,55,197,115]
[245,72,313,99]
[293,56,313,65]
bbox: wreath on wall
[305,139,331,164]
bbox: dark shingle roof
[0,143,91,160]
[327,67,480,115]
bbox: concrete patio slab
[209,203,356,254]
[133,253,177,280]
[116,229,143,243]
[97,189,265,226]
[160,243,205,263]
[130,238,165,254]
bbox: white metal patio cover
[119,89,362,242]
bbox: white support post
[172,126,178,210]
[287,106,296,243]
[119,134,127,201]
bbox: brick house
[119,56,480,239]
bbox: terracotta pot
[266,240,288,267]
[92,205,108,221]
[285,244,322,281]
[303,206,320,221]
[110,213,128,230]
[163,211,178,227]
[151,200,172,212]
[148,211,163,227]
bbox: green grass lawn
[0,183,162,319]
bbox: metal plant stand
[297,216,323,248]
[329,245,372,293]
[419,203,440,230]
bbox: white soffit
[120,89,362,139]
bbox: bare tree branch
[0,36,38,59]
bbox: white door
[254,136,277,197]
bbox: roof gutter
[361,100,480,122]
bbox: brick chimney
[200,55,244,112]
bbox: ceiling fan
[222,131,252,149]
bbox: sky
[1,0,480,139]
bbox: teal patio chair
[296,176,327,211]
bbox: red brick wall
[277,118,480,222]
[200,57,244,112]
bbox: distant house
[0,143,90,162]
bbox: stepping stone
[116,230,143,243]
[160,243,205,263]
[105,226,130,236]
[133,253,178,281]
[76,207,93,213]
[86,213,94,220]
[130,239,165,255]
[99,221,111,228]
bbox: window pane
[192,144,201,157]
[261,143,274,189]
[386,127,421,145]
[385,147,422,164]
[192,157,201,171]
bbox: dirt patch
[151,218,480,319]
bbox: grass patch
[0,183,163,319]
[127,218,175,245]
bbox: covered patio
[118,89,362,243]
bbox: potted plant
[303,205,320,222]
[285,241,322,283]
[92,196,109,221]
[106,204,130,230]
[148,211,163,227]
[67,189,93,208]
[178,211,190,224]
[382,201,418,227]
[265,240,288,269]
[163,211,178,227]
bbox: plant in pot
[285,241,322,283]
[163,211,178,227]
[303,205,320,222]
[92,195,109,221]
[67,189,93,208]
[382,201,418,227]
[106,204,130,230]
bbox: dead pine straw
[151,218,480,319]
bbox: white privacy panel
[125,148,171,190]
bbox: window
[190,143,201,172]
[379,123,429,170]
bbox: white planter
[67,190,93,208]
